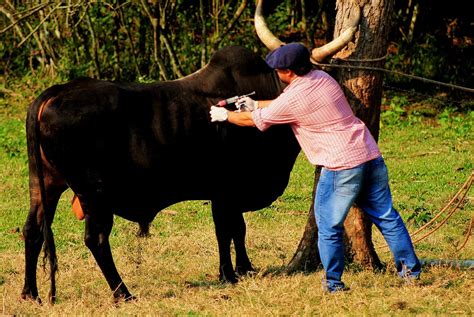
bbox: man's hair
[290,61,313,76]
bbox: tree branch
[16,2,62,49]
[117,2,142,77]
[199,0,207,68]
[0,3,26,41]
[85,6,101,78]
[0,2,50,34]
[160,32,184,78]
[140,0,169,80]
[212,0,247,50]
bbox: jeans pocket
[334,168,362,197]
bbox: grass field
[0,83,473,315]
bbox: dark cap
[265,43,310,70]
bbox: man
[209,42,421,293]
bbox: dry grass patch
[1,210,473,315]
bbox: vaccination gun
[214,91,256,110]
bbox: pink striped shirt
[252,70,381,170]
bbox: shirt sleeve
[252,92,297,131]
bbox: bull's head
[254,0,361,63]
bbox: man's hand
[236,97,258,112]
[210,106,228,122]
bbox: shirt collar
[283,71,312,92]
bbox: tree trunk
[286,167,321,273]
[287,0,395,272]
[335,0,395,269]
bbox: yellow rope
[410,173,473,238]
[456,215,473,253]
[376,171,473,251]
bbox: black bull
[22,46,300,302]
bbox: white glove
[236,96,258,112]
[210,106,228,122]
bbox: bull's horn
[254,0,361,62]
[311,3,361,62]
[254,0,284,50]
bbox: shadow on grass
[183,278,228,289]
[183,265,314,288]
[260,264,321,278]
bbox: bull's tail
[26,92,59,302]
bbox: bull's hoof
[113,296,137,306]
[48,292,56,304]
[113,290,136,303]
[219,265,238,284]
[235,264,256,277]
[124,294,137,302]
[219,273,238,284]
[21,292,42,304]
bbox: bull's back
[37,79,216,206]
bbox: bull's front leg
[231,212,255,277]
[83,210,134,301]
[211,201,237,283]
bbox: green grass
[0,85,473,315]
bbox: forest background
[1,0,473,94]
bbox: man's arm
[210,98,274,127]
[256,100,272,108]
[227,111,255,127]
[227,99,273,126]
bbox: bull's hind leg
[82,203,133,301]
[231,212,255,276]
[22,180,66,303]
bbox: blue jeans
[315,156,421,291]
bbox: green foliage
[0,119,26,159]
[389,1,473,89]
[381,95,417,127]
[2,1,275,82]
[438,107,473,139]
[406,204,432,226]
[383,95,409,114]
[386,36,445,87]
[381,93,473,142]
[268,4,294,35]
[2,0,471,98]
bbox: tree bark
[287,0,395,272]
[140,0,169,80]
[199,0,207,68]
[285,168,321,273]
[85,9,101,78]
[333,0,395,269]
